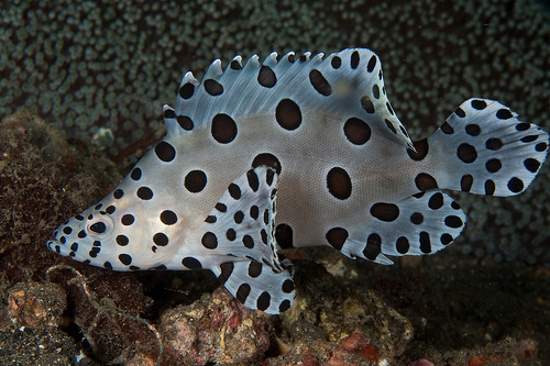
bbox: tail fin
[419,98,548,196]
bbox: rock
[7,281,66,328]
[160,288,272,365]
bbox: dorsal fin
[163,48,414,148]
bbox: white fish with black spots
[47,48,549,314]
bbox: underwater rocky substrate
[0,112,548,365]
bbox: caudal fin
[420,98,548,196]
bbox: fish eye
[88,220,108,235]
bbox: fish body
[47,48,549,314]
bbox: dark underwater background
[0,1,549,365]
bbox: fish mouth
[46,239,70,256]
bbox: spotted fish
[46,48,549,314]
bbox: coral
[159,288,271,365]
[0,1,548,265]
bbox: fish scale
[47,48,549,314]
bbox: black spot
[177,115,194,130]
[89,247,100,257]
[372,84,380,99]
[119,254,132,265]
[331,56,341,68]
[465,124,481,136]
[258,66,277,87]
[407,138,429,161]
[370,202,400,222]
[263,209,269,225]
[282,279,294,293]
[524,158,540,173]
[218,262,234,283]
[89,222,106,234]
[455,107,466,118]
[386,102,394,115]
[234,211,244,224]
[325,227,349,250]
[228,183,241,200]
[419,231,431,253]
[153,233,169,246]
[344,117,371,145]
[160,210,178,225]
[113,189,124,199]
[70,242,78,252]
[116,235,129,246]
[211,113,238,144]
[247,170,260,192]
[496,108,513,119]
[137,187,153,200]
[266,168,275,186]
[444,215,463,228]
[248,261,262,277]
[95,203,103,210]
[535,142,547,152]
[428,192,444,210]
[485,180,496,195]
[106,206,116,214]
[521,135,538,143]
[366,55,377,72]
[155,141,176,162]
[384,119,397,134]
[179,82,194,99]
[350,51,360,69]
[230,60,242,70]
[471,99,487,110]
[415,173,438,191]
[260,229,268,244]
[486,138,503,151]
[287,54,296,63]
[440,123,455,136]
[75,215,84,221]
[236,284,251,303]
[440,233,453,245]
[457,143,477,163]
[410,212,423,225]
[226,228,236,241]
[275,224,293,249]
[327,167,352,200]
[363,233,381,260]
[182,256,202,269]
[516,123,530,131]
[164,108,176,119]
[242,235,254,249]
[204,79,223,95]
[121,214,135,226]
[93,240,101,247]
[361,96,375,113]
[451,201,461,210]
[184,170,207,193]
[77,230,87,239]
[275,98,302,131]
[309,69,331,96]
[486,158,502,173]
[205,215,217,223]
[252,153,282,175]
[250,205,259,220]
[201,232,218,249]
[257,291,271,311]
[131,167,142,181]
[396,236,409,254]
[460,174,473,192]
[279,300,291,312]
[63,227,72,235]
[104,261,112,270]
[507,177,524,193]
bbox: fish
[46,48,549,314]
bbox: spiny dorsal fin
[163,48,413,149]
